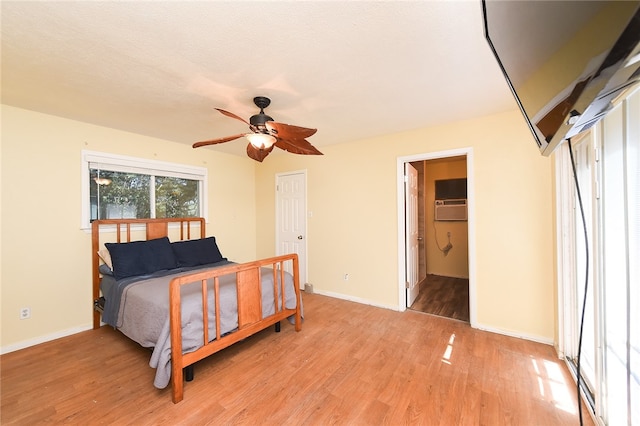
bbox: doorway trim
[396,148,477,328]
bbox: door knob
[298,235,303,240]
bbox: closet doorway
[397,149,475,325]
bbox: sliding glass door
[560,85,639,425]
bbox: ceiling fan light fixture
[245,133,276,149]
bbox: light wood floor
[1,293,593,425]
[410,275,470,322]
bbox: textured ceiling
[1,1,518,158]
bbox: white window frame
[81,150,208,230]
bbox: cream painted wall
[0,105,257,351]
[424,158,469,278]
[1,105,557,349]
[254,109,556,342]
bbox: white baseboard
[473,322,554,346]
[1,325,93,355]
[312,289,400,312]
[311,290,554,346]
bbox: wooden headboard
[91,217,206,329]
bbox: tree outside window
[155,176,199,218]
[89,169,198,221]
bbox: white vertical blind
[599,86,639,425]
[624,87,639,426]
[601,98,629,425]
[573,136,597,391]
[561,86,639,425]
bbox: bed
[91,217,302,403]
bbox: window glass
[155,176,199,218]
[90,169,151,221]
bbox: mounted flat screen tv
[435,178,467,200]
[482,1,640,156]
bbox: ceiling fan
[193,96,323,162]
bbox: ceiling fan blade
[246,143,274,162]
[275,138,323,156]
[215,108,250,126]
[266,122,317,139]
[193,134,245,148]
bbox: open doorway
[410,156,469,322]
[397,149,475,326]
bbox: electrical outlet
[343,273,349,281]
[20,307,31,320]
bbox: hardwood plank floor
[1,293,592,425]
[410,274,470,322]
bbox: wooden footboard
[168,254,302,403]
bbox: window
[81,151,207,228]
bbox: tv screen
[482,1,640,156]
[435,178,467,200]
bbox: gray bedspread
[103,262,299,389]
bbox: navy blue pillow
[171,237,226,267]
[105,237,177,280]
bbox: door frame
[396,148,477,327]
[275,169,308,287]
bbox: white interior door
[276,171,307,289]
[405,163,420,306]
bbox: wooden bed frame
[91,217,302,403]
